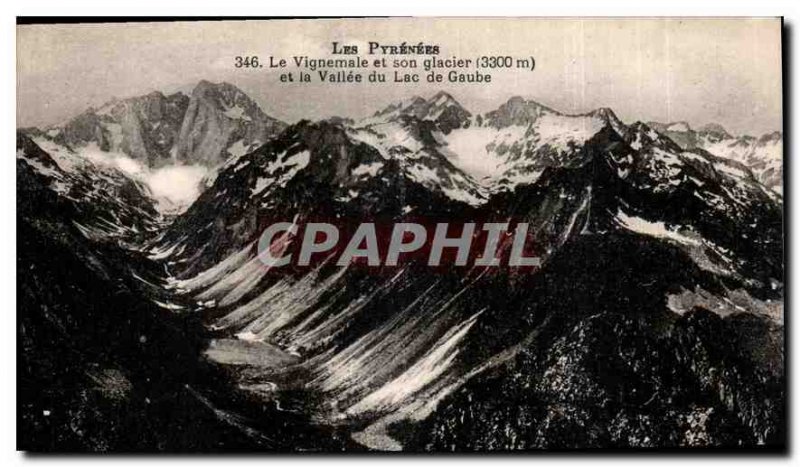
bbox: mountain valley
[17,84,785,452]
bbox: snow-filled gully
[146,237,518,450]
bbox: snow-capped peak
[697,123,731,139]
[369,91,471,127]
[666,121,692,133]
[480,96,558,129]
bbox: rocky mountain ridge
[647,121,782,193]
[147,91,783,450]
[23,81,286,169]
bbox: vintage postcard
[16,18,784,452]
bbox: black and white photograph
[13,15,787,454]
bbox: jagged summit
[698,122,731,138]
[175,80,286,166]
[587,107,627,135]
[481,96,558,128]
[428,90,462,109]
[431,90,456,101]
[667,121,692,132]
[367,91,472,134]
[589,106,619,122]
[22,81,287,168]
[370,93,628,139]
[759,130,783,143]
[191,80,247,100]
[44,90,190,167]
[194,79,223,90]
[374,91,469,116]
[647,119,783,193]
[657,120,749,141]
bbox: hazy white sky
[17,18,783,135]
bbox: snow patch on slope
[615,209,700,246]
[251,150,311,196]
[442,126,511,183]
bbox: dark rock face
[409,307,783,450]
[24,82,286,169]
[17,132,160,241]
[175,81,286,166]
[482,96,558,129]
[17,133,353,452]
[647,121,699,149]
[698,122,732,139]
[53,91,189,167]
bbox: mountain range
[24,80,286,169]
[17,84,785,451]
[646,121,783,193]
